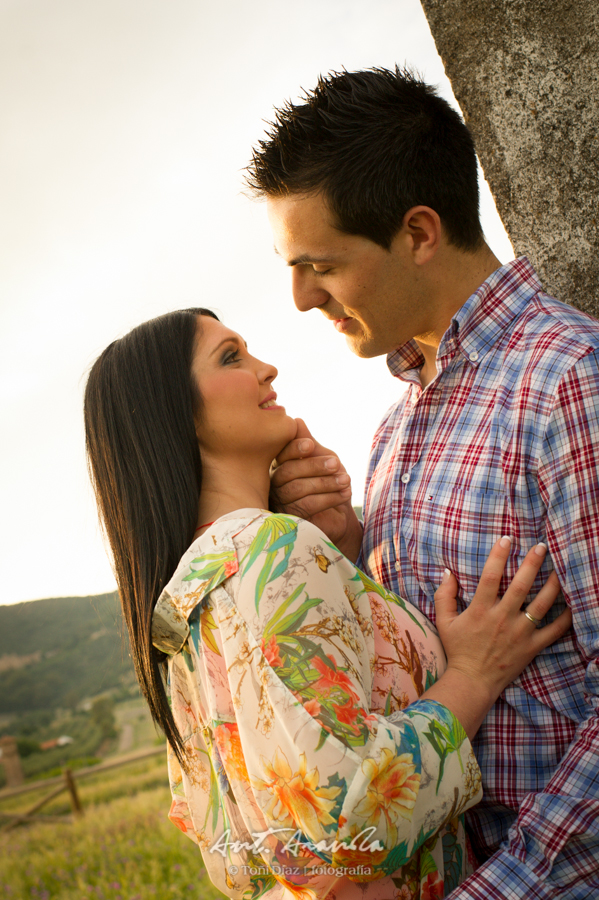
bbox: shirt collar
[151,508,266,655]
[387,257,541,380]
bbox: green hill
[0,592,135,715]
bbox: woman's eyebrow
[209,336,247,357]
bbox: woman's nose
[292,267,329,312]
[256,357,278,383]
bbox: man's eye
[312,267,331,277]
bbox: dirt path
[118,722,134,753]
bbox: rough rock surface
[420,0,598,316]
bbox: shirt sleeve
[447,350,599,899]
[213,516,482,881]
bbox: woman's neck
[196,456,271,527]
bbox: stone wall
[420,0,598,316]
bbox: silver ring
[523,610,540,627]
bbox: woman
[84,309,570,900]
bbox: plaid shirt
[361,258,599,899]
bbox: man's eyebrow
[273,246,333,267]
[209,336,247,357]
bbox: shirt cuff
[446,848,555,900]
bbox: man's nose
[292,267,329,312]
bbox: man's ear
[399,206,442,264]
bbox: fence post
[63,767,83,818]
[0,736,24,788]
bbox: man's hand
[271,419,363,561]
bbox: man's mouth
[333,317,352,332]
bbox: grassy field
[0,753,228,900]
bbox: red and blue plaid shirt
[361,258,599,898]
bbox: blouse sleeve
[187,514,482,882]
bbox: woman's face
[192,316,297,461]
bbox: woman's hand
[422,537,573,740]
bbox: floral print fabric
[152,509,482,899]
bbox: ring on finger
[523,610,540,627]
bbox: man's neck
[417,346,439,389]
[415,242,502,390]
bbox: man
[246,68,599,898]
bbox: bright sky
[0,0,513,606]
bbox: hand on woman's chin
[270,416,299,469]
[286,415,299,444]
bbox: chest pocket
[407,483,508,602]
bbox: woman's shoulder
[168,509,275,579]
[152,510,268,655]
[191,509,333,558]
[234,509,331,543]
[229,511,344,568]
[152,510,343,655]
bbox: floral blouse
[152,510,482,899]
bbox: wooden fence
[0,744,164,831]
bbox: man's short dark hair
[247,66,484,252]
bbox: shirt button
[469,351,479,362]
[394,562,401,572]
[401,473,410,483]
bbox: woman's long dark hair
[84,308,218,764]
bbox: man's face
[267,192,429,358]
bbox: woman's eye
[223,350,241,365]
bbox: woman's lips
[259,393,285,411]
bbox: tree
[90,696,117,740]
[420,0,599,315]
